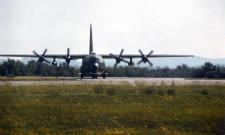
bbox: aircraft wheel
[80,74,84,79]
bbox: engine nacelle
[128,58,135,66]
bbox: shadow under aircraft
[0,24,193,78]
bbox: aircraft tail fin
[89,24,93,54]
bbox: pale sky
[0,0,225,58]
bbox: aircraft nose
[92,62,99,73]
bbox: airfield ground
[1,77,225,86]
[0,81,224,135]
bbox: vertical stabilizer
[89,24,93,54]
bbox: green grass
[0,84,224,135]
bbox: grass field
[0,84,224,135]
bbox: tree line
[0,59,225,78]
[0,60,79,77]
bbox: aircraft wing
[147,54,194,58]
[0,54,38,58]
[0,53,193,59]
[101,54,194,59]
[101,52,193,67]
[0,54,87,59]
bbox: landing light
[94,63,99,67]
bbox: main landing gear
[79,72,107,79]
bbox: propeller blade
[147,60,153,67]
[147,50,154,56]
[42,49,48,56]
[137,60,143,65]
[67,48,70,57]
[65,48,72,65]
[137,49,154,66]
[138,49,145,56]
[119,49,124,57]
[33,49,51,64]
[113,63,118,68]
[111,49,129,67]
[33,51,40,57]
[121,59,129,63]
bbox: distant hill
[14,56,225,68]
[149,56,225,68]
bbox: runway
[1,77,225,86]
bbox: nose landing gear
[91,74,98,79]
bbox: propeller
[33,49,50,64]
[110,49,129,67]
[52,58,57,66]
[137,49,153,66]
[65,48,72,65]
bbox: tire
[91,75,97,79]
[80,74,84,79]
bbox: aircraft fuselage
[80,53,106,78]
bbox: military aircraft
[0,24,193,78]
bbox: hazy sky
[0,0,225,58]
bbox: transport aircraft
[0,24,193,78]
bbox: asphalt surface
[1,77,225,86]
